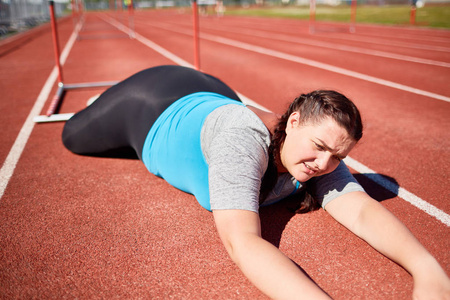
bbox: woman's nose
[315,153,332,171]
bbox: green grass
[224,5,450,28]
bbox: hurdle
[126,0,135,38]
[350,0,357,33]
[34,0,119,123]
[112,0,135,38]
[410,3,417,25]
[76,0,134,40]
[192,0,200,70]
[308,0,315,34]
[309,0,357,34]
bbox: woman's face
[279,112,356,182]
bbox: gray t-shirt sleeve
[202,105,271,213]
[308,161,365,209]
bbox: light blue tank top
[141,92,245,211]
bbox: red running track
[0,9,449,299]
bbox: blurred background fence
[1,0,448,39]
[0,0,65,37]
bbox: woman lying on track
[62,65,449,299]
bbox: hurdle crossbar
[34,0,119,123]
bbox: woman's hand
[326,191,450,300]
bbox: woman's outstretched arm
[213,209,331,300]
[325,191,450,299]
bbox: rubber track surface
[0,10,449,299]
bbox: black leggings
[62,65,241,160]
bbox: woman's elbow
[223,233,267,272]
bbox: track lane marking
[0,21,82,199]
[103,15,450,226]
[209,17,450,52]
[146,16,450,67]
[314,32,450,53]
[145,15,450,52]
[207,34,450,102]
[196,24,450,68]
[141,21,450,103]
[344,157,450,226]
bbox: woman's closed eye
[314,142,325,151]
[314,141,342,161]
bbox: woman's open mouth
[303,162,317,175]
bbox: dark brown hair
[259,90,363,213]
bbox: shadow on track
[353,173,399,203]
[79,147,139,160]
[259,173,399,247]
[257,173,399,287]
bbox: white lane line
[208,34,450,103]
[144,22,450,103]
[346,28,450,44]
[198,24,450,68]
[217,17,450,46]
[149,17,450,67]
[104,15,450,226]
[101,16,192,68]
[344,157,450,227]
[0,21,82,200]
[316,32,450,53]
[151,16,450,52]
[102,15,269,111]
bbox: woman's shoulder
[204,104,271,143]
[201,104,271,165]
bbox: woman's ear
[285,112,300,134]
